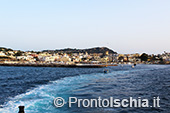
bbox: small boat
[132,63,136,68]
[104,69,109,73]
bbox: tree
[14,51,23,56]
[140,53,148,61]
[118,56,124,61]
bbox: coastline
[0,63,118,68]
[0,61,169,68]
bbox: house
[0,52,6,57]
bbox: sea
[0,64,170,113]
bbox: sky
[0,0,170,54]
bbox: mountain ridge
[0,47,117,54]
[43,47,117,54]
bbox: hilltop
[43,47,117,54]
[0,47,117,54]
[0,47,13,51]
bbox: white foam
[0,67,150,113]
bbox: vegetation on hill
[43,47,117,54]
[0,47,13,51]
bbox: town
[0,47,170,67]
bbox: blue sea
[0,65,170,113]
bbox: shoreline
[0,63,118,68]
[0,62,169,68]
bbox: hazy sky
[0,0,170,54]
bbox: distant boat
[132,63,136,68]
[104,69,109,73]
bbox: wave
[0,65,166,113]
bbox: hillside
[0,47,13,51]
[43,47,117,54]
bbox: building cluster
[0,49,170,64]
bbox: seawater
[0,65,170,113]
